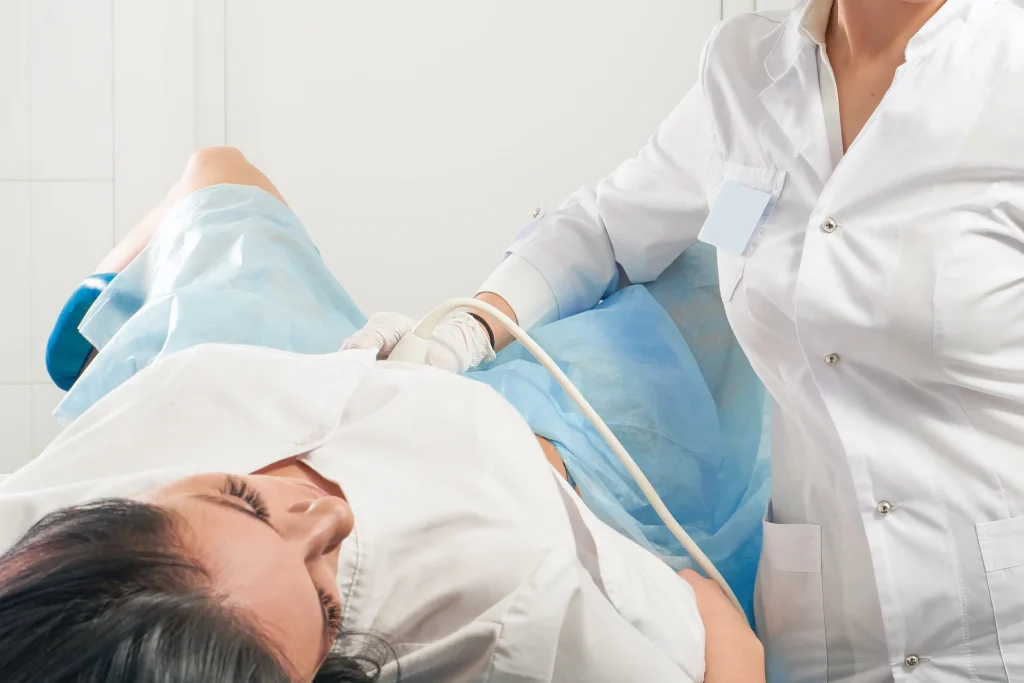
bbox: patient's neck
[256,458,346,499]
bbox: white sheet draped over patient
[0,344,706,682]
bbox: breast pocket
[754,503,827,683]
[704,163,787,303]
[977,516,1024,681]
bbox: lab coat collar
[764,0,814,82]
[772,0,971,70]
[760,2,831,184]
[798,0,832,47]
[905,0,970,62]
[759,0,970,185]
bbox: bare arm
[535,435,580,495]
[679,569,765,683]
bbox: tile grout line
[223,0,228,145]
[0,178,114,184]
[111,0,117,254]
[194,0,200,147]
[27,0,35,400]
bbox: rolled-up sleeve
[478,253,560,331]
[500,39,718,320]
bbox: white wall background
[0,0,793,470]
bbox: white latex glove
[342,311,496,373]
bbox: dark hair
[0,499,395,683]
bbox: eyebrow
[192,494,335,657]
[193,493,275,529]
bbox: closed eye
[222,476,271,522]
[318,588,343,643]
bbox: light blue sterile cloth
[472,245,770,621]
[56,184,366,423]
[56,184,770,621]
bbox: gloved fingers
[425,337,467,374]
[341,312,416,359]
[425,311,496,373]
[343,310,496,370]
[449,310,497,366]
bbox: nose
[284,496,355,561]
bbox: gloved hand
[342,311,496,373]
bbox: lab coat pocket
[754,504,827,683]
[704,163,786,302]
[977,516,1024,681]
[701,164,787,252]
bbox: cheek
[238,566,327,673]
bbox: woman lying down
[0,148,767,683]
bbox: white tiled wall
[225,0,724,318]
[2,0,794,472]
[0,184,31,385]
[755,0,798,10]
[0,1,30,180]
[30,0,114,180]
[112,0,200,239]
[0,0,116,474]
[0,0,219,472]
[724,0,795,17]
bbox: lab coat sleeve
[485,547,702,683]
[550,565,703,682]
[478,253,560,330]
[497,37,719,320]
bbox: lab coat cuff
[477,254,559,331]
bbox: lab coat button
[822,218,838,233]
[825,353,840,366]
[905,655,921,669]
[532,208,542,218]
[876,500,893,516]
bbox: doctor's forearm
[474,253,561,350]
[473,292,519,351]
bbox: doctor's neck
[829,0,946,61]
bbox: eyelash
[319,589,343,637]
[222,477,340,637]
[223,476,270,522]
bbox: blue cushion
[45,273,116,391]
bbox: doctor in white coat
[345,0,1024,681]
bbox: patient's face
[140,472,354,680]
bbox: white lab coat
[0,345,706,682]
[491,0,1024,681]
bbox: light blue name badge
[698,180,773,256]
